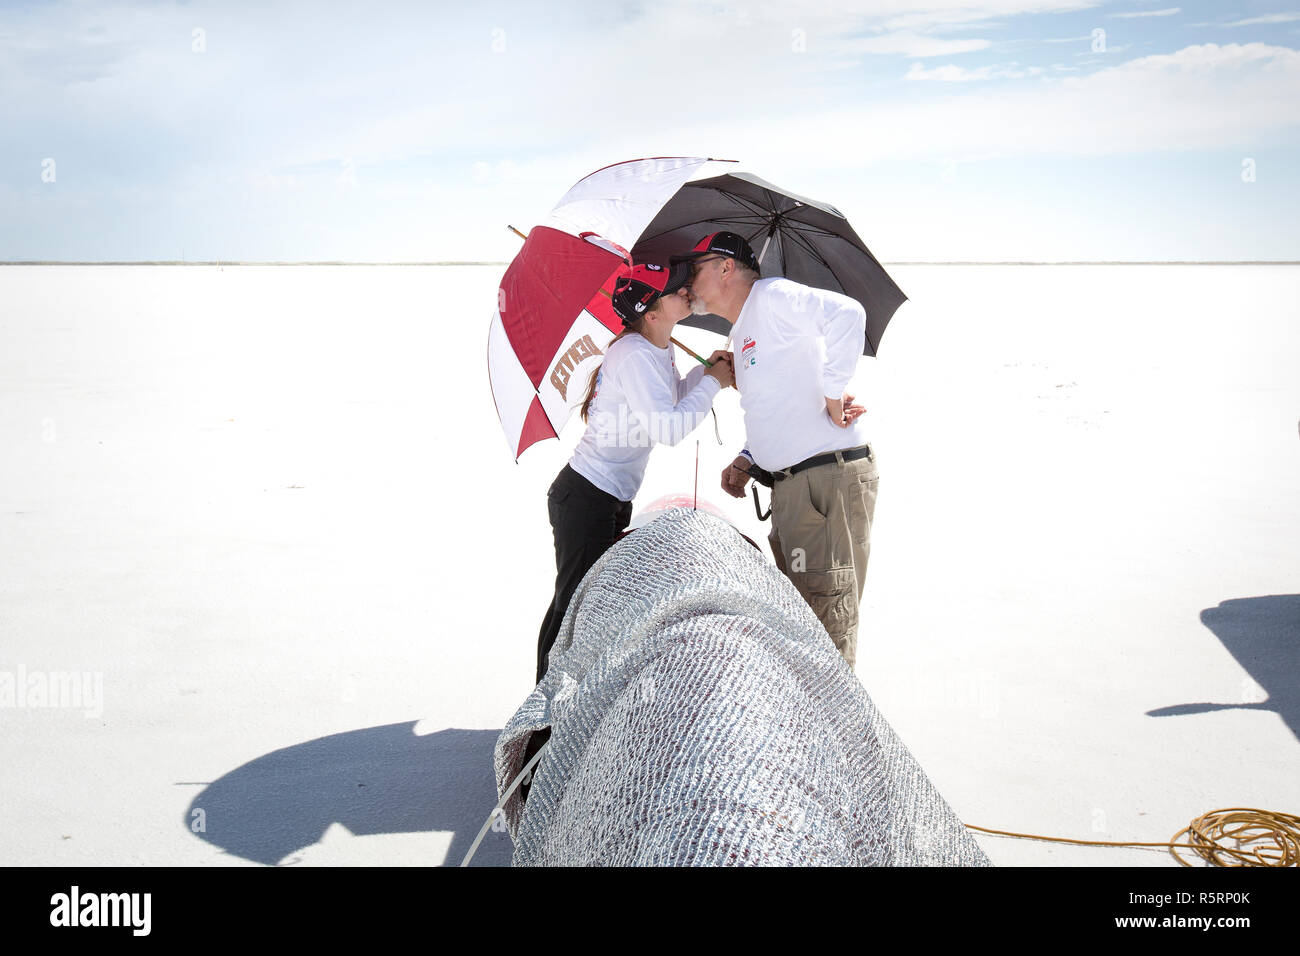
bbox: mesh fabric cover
[496,509,990,866]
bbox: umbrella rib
[634,186,863,290]
[634,195,774,247]
[704,213,859,248]
[635,188,779,246]
[715,191,783,246]
[638,216,763,245]
[788,221,856,242]
[712,187,775,219]
[719,215,856,251]
[783,227,842,280]
[714,189,852,245]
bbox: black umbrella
[629,170,906,355]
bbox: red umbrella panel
[488,227,628,459]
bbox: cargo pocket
[797,568,857,644]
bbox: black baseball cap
[669,231,760,273]
[611,261,691,324]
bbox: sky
[1,0,1298,262]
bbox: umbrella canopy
[488,228,628,459]
[630,170,906,355]
[489,158,738,459]
[488,157,905,458]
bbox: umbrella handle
[670,336,712,367]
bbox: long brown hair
[580,313,648,423]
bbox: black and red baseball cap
[669,230,760,273]
[611,261,691,324]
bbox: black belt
[774,444,872,482]
[743,445,873,523]
[742,445,872,488]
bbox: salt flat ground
[0,264,1296,868]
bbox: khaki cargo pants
[767,448,878,669]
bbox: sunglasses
[689,255,725,276]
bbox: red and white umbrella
[488,157,737,460]
[487,156,905,459]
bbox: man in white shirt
[673,232,878,669]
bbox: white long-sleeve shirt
[569,334,721,501]
[731,277,870,472]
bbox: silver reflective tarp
[496,508,990,866]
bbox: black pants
[524,465,632,799]
[535,464,633,683]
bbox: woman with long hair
[535,261,733,682]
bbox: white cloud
[1225,12,1300,26]
[1109,7,1180,18]
[838,32,994,57]
[905,60,1060,80]
[1189,12,1300,27]
[814,1,1097,58]
[879,0,1097,32]
[654,42,1300,169]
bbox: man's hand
[825,392,866,428]
[706,350,735,388]
[721,455,751,498]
